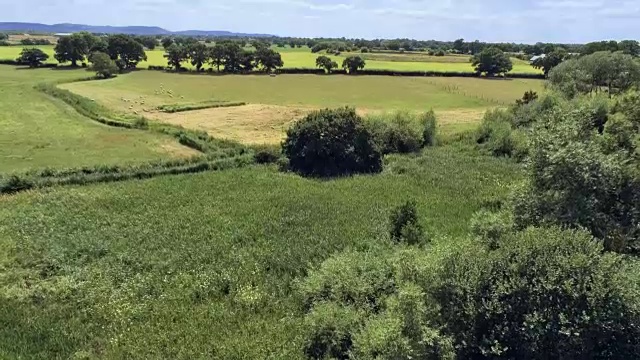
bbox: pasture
[61,71,543,143]
[0,44,542,74]
[0,66,196,173]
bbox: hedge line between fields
[157,101,247,113]
[1,60,544,79]
[0,78,260,195]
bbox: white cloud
[536,1,603,9]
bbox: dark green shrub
[0,175,34,194]
[430,227,640,359]
[303,303,362,360]
[366,111,424,154]
[389,200,426,245]
[435,50,445,56]
[515,90,538,106]
[132,117,149,129]
[476,109,522,157]
[252,144,281,164]
[282,108,383,178]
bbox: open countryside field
[0,66,196,173]
[0,45,542,74]
[61,71,544,143]
[0,148,521,359]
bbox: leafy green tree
[187,43,209,71]
[255,47,283,73]
[239,50,256,72]
[453,38,465,53]
[0,33,7,41]
[54,33,90,66]
[389,200,426,245]
[431,226,640,359]
[89,51,118,78]
[283,108,383,177]
[532,48,567,76]
[342,55,366,74]
[136,35,157,50]
[209,44,225,72]
[164,44,187,71]
[106,34,147,70]
[220,41,243,73]
[471,47,513,76]
[161,37,174,49]
[619,39,640,56]
[315,55,338,73]
[17,48,49,68]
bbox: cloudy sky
[3,0,640,43]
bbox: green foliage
[160,37,173,49]
[511,97,640,253]
[476,109,523,158]
[469,209,513,250]
[430,227,640,359]
[54,33,96,66]
[342,56,366,74]
[164,43,187,71]
[106,34,147,70]
[89,51,118,79]
[255,47,284,73]
[17,47,49,67]
[366,111,424,154]
[515,90,538,106]
[252,144,282,164]
[315,55,338,73]
[549,51,640,98]
[283,107,383,178]
[420,110,438,146]
[156,101,246,113]
[471,47,513,76]
[187,43,209,71]
[532,48,567,76]
[389,200,426,245]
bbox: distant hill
[0,22,274,37]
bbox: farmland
[0,44,542,74]
[60,71,543,143]
[0,66,195,173]
[1,29,638,360]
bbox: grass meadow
[60,71,543,143]
[0,148,522,359]
[0,66,195,173]
[0,45,542,74]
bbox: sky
[2,0,640,43]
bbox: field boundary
[0,75,260,194]
[157,101,247,113]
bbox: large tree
[161,37,174,49]
[17,48,49,68]
[209,44,225,72]
[187,43,209,72]
[164,44,188,71]
[54,33,90,66]
[254,47,283,73]
[316,55,338,73]
[90,51,118,79]
[471,47,513,76]
[532,48,567,76]
[342,56,366,74]
[106,34,147,70]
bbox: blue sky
[3,0,640,43]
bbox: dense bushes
[299,226,640,359]
[365,110,438,154]
[282,108,383,177]
[431,227,640,359]
[389,200,427,245]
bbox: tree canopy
[17,48,49,68]
[471,47,513,76]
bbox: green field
[0,148,521,359]
[59,71,543,143]
[0,65,195,173]
[0,45,542,74]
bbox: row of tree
[163,41,283,73]
[53,32,147,70]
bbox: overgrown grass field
[0,45,542,74]
[0,65,195,173]
[0,147,522,359]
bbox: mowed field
[61,71,544,144]
[0,45,542,74]
[0,66,196,173]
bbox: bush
[282,107,383,178]
[430,227,640,359]
[0,175,34,194]
[420,110,437,146]
[252,144,281,164]
[476,109,519,157]
[469,210,513,250]
[89,51,118,79]
[366,111,423,154]
[389,200,426,245]
[435,50,445,56]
